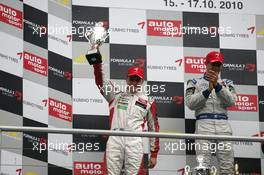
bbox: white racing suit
[185,75,237,174]
[93,64,160,175]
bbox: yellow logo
[25,172,39,175]
[58,0,69,6]
[3,132,18,137]
[257,28,264,36]
[73,54,107,63]
[73,54,87,63]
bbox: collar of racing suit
[124,89,145,96]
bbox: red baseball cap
[127,66,144,79]
[205,51,224,64]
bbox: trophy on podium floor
[184,155,217,175]
[85,22,109,65]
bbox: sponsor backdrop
[0,0,264,174]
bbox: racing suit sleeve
[147,100,160,158]
[214,80,237,107]
[185,79,211,111]
[93,63,115,102]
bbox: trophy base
[85,52,102,65]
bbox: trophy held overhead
[85,22,109,65]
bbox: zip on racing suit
[185,75,237,174]
[93,63,160,175]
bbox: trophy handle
[184,165,191,175]
[98,31,109,45]
[95,32,109,46]
[102,32,110,42]
[85,31,92,43]
[210,166,217,175]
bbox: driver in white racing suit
[185,51,237,174]
[92,57,160,175]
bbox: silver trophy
[184,155,217,175]
[85,22,109,65]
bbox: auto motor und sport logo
[23,51,48,76]
[147,19,182,37]
[49,98,72,122]
[74,162,105,175]
[0,3,23,29]
[228,94,258,112]
[185,56,206,74]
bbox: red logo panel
[49,98,72,122]
[0,4,22,29]
[74,162,105,175]
[228,94,258,112]
[185,57,206,74]
[24,52,48,76]
[147,19,182,37]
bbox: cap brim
[128,73,143,79]
[209,59,223,63]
